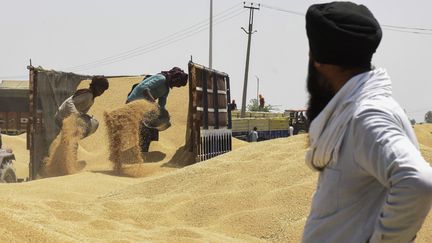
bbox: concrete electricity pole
[240,2,260,118]
[209,0,213,69]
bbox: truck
[231,110,308,142]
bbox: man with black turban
[302,2,432,243]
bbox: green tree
[247,98,275,112]
[425,111,432,123]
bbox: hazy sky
[1,0,431,121]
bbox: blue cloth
[126,74,169,108]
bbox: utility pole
[209,0,213,69]
[240,2,260,118]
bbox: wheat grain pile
[104,99,160,173]
[0,77,431,242]
[40,114,86,177]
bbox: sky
[1,0,431,121]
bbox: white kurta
[302,70,432,243]
[55,91,94,123]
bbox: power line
[1,4,245,77]
[261,4,432,35]
[3,3,431,78]
[66,3,243,72]
[381,24,432,32]
[260,3,304,16]
[68,5,241,70]
[382,27,432,35]
[67,5,242,71]
[73,10,246,72]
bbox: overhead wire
[4,3,430,78]
[381,24,432,32]
[71,9,245,72]
[73,10,246,72]
[260,4,432,35]
[66,2,244,72]
[67,4,241,70]
[1,3,245,78]
[260,4,304,16]
[381,27,432,35]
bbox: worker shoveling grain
[39,75,110,178]
[104,99,160,173]
[102,67,189,175]
[40,114,87,177]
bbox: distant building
[0,80,29,134]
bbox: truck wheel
[0,164,16,183]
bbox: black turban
[306,1,382,66]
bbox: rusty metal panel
[187,61,232,162]
[28,66,36,179]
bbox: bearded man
[302,2,432,243]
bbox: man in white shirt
[55,75,109,138]
[302,2,432,243]
[249,126,258,142]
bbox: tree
[425,111,432,123]
[246,98,275,112]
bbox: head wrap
[306,1,382,66]
[161,67,188,86]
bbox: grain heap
[0,77,430,242]
[104,99,159,172]
[40,114,86,177]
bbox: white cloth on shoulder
[305,68,392,170]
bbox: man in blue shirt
[126,67,188,153]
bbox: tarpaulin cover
[33,68,90,174]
